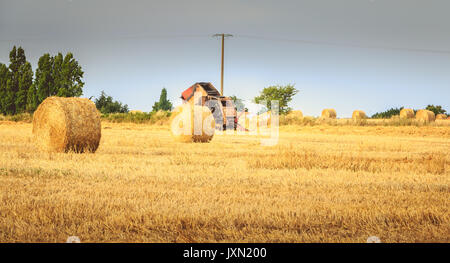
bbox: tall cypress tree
[52,53,63,97]
[16,62,33,113]
[35,53,54,104]
[5,46,29,114]
[26,80,38,112]
[152,88,172,111]
[0,63,10,114]
[35,52,84,104]
[55,52,84,97]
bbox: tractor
[180,82,238,130]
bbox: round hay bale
[170,104,215,143]
[436,114,447,120]
[321,109,336,119]
[400,108,414,119]
[415,109,435,122]
[352,110,367,120]
[32,97,101,153]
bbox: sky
[0,0,449,117]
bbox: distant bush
[94,91,129,114]
[0,113,32,122]
[425,105,447,115]
[371,107,404,119]
[101,110,171,124]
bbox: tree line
[371,105,447,119]
[0,46,84,115]
[0,46,176,116]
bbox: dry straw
[258,111,272,128]
[237,112,256,131]
[32,97,102,153]
[170,104,215,143]
[415,109,435,122]
[288,110,303,119]
[436,114,447,120]
[129,110,143,114]
[400,108,415,119]
[244,111,272,132]
[321,109,337,119]
[352,110,367,120]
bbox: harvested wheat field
[0,121,449,243]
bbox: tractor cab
[180,82,237,130]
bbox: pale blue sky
[1,0,449,117]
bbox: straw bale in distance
[352,110,367,120]
[400,108,415,119]
[415,109,435,122]
[32,97,102,153]
[321,109,337,119]
[436,114,447,120]
[170,104,215,143]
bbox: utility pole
[213,34,233,96]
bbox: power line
[236,34,450,55]
[0,34,211,42]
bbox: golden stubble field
[0,121,449,242]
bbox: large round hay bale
[436,114,447,120]
[352,110,367,120]
[399,108,414,119]
[32,97,101,153]
[170,104,215,143]
[321,109,336,119]
[415,109,435,122]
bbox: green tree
[4,79,16,115]
[371,107,404,119]
[15,62,33,113]
[0,63,10,114]
[254,84,298,114]
[4,46,29,114]
[26,81,38,112]
[35,54,54,103]
[54,53,84,97]
[425,105,447,115]
[230,95,247,112]
[35,52,84,105]
[94,91,129,114]
[152,88,172,111]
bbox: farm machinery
[180,82,238,130]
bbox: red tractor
[180,82,238,130]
